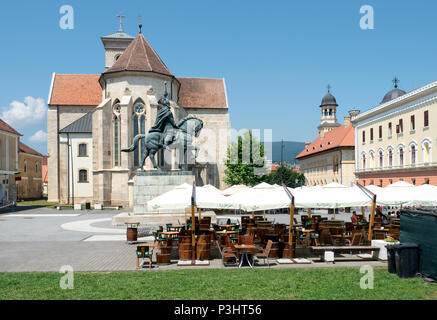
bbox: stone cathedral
[47,23,231,207]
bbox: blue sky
[1,0,437,154]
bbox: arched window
[35,162,38,173]
[133,98,146,167]
[362,153,366,169]
[78,169,88,183]
[78,143,87,157]
[113,100,121,167]
[411,145,416,165]
[369,151,375,168]
[388,148,393,167]
[422,139,432,164]
[379,150,384,168]
[24,160,27,173]
[399,147,404,166]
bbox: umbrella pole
[263,210,266,220]
[252,211,255,219]
[288,200,295,259]
[199,208,202,221]
[308,208,312,218]
[368,195,377,242]
[191,203,196,264]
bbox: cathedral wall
[184,108,231,190]
[47,106,59,202]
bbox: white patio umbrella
[147,183,236,211]
[227,182,290,212]
[365,182,414,206]
[222,184,250,196]
[406,184,437,207]
[291,184,372,209]
[200,184,223,194]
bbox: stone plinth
[133,171,195,214]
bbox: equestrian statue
[121,89,203,171]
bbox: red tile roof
[49,74,102,106]
[178,78,228,109]
[19,141,44,157]
[0,118,21,135]
[103,33,173,77]
[296,124,355,159]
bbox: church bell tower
[101,12,134,71]
[317,85,341,138]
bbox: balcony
[355,162,437,174]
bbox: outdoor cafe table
[234,244,257,268]
[167,225,184,232]
[159,231,179,239]
[301,229,319,247]
[215,230,239,236]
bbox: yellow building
[17,142,44,200]
[297,90,360,186]
[0,118,21,204]
[354,79,437,187]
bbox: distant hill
[263,141,306,164]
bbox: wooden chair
[254,240,273,267]
[136,246,154,271]
[320,229,336,246]
[345,230,362,246]
[222,235,238,266]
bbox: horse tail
[121,134,146,152]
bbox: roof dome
[381,87,406,104]
[320,92,338,107]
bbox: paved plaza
[0,205,386,272]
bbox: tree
[264,164,306,188]
[224,130,266,186]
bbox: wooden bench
[311,246,380,262]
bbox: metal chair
[254,240,273,267]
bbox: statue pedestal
[133,170,195,214]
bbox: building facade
[354,80,437,187]
[17,142,44,199]
[0,119,20,204]
[47,25,231,207]
[297,90,359,186]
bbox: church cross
[392,77,400,88]
[117,11,126,32]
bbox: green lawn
[0,267,436,300]
[16,199,60,209]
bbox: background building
[297,90,359,186]
[17,142,44,199]
[0,118,20,204]
[354,79,437,187]
[42,156,48,197]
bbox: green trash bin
[386,244,399,274]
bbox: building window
[362,131,365,143]
[379,179,383,187]
[399,119,403,133]
[370,128,374,141]
[78,143,87,157]
[424,110,429,127]
[370,151,375,168]
[410,115,415,131]
[388,122,392,137]
[411,144,416,165]
[399,148,404,166]
[412,178,416,185]
[24,160,27,173]
[133,98,146,168]
[35,162,38,173]
[379,151,383,168]
[79,169,88,183]
[389,179,393,185]
[370,180,374,185]
[114,116,120,167]
[425,178,430,184]
[379,126,382,139]
[388,149,393,167]
[362,154,366,169]
[423,140,431,163]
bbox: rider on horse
[148,92,178,150]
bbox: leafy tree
[224,130,266,186]
[264,164,306,188]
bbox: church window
[133,99,146,168]
[399,147,404,166]
[24,160,27,173]
[114,116,120,167]
[78,169,88,183]
[35,162,38,173]
[78,143,87,157]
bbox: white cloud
[1,96,46,127]
[29,130,47,143]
